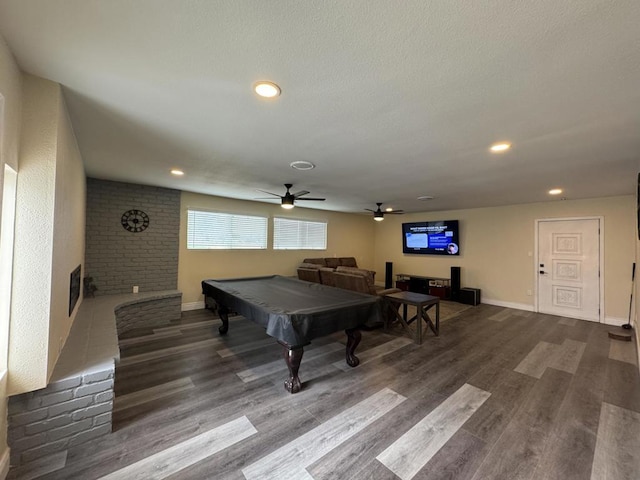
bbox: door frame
[534,216,605,323]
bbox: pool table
[201,275,382,393]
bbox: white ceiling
[0,1,638,214]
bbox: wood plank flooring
[10,304,640,480]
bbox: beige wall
[179,192,634,322]
[0,31,22,477]
[373,195,635,322]
[9,74,85,395]
[635,170,640,366]
[178,191,375,304]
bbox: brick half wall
[7,290,182,472]
[115,294,182,336]
[8,368,114,467]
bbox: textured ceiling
[0,0,638,214]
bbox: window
[187,209,267,249]
[273,217,327,250]
[0,164,17,370]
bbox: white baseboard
[483,298,629,326]
[481,298,534,312]
[0,447,10,480]
[603,316,629,327]
[181,301,204,311]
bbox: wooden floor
[10,303,640,480]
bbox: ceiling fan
[365,202,404,221]
[255,183,325,209]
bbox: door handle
[539,270,546,275]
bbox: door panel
[538,219,600,321]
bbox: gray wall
[85,178,180,295]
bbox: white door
[537,218,601,322]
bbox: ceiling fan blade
[364,209,376,213]
[255,189,282,197]
[387,210,405,214]
[254,197,281,200]
[255,184,325,204]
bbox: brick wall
[115,294,182,336]
[7,292,184,473]
[8,367,114,467]
[85,178,180,295]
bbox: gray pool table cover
[201,275,382,347]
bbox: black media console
[395,273,451,299]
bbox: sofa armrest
[297,267,321,283]
[376,287,402,296]
[318,268,338,287]
[336,266,376,285]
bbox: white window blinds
[273,217,327,250]
[187,210,268,249]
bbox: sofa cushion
[298,262,323,270]
[303,258,327,266]
[336,266,375,285]
[338,257,358,267]
[325,258,341,268]
[332,271,372,295]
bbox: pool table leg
[217,305,230,335]
[345,328,361,367]
[282,345,304,394]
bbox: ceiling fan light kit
[281,197,295,209]
[255,183,325,209]
[366,202,404,221]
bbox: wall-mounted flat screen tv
[402,220,460,255]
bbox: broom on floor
[608,262,635,341]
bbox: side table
[384,291,440,344]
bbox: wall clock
[121,209,149,233]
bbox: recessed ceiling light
[385,207,393,212]
[549,188,563,195]
[170,169,184,176]
[254,81,281,98]
[290,161,315,170]
[417,195,434,201]
[490,142,511,153]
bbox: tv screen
[402,220,460,255]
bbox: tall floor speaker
[385,262,393,289]
[451,266,461,301]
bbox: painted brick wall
[115,294,182,336]
[85,178,180,295]
[8,368,114,467]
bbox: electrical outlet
[133,285,139,293]
[527,289,532,296]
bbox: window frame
[273,216,328,250]
[186,208,268,250]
